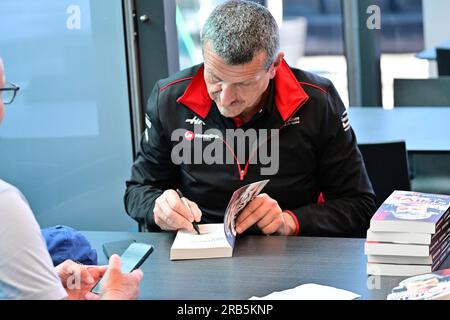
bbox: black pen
[176,189,201,235]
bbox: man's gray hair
[201,0,279,70]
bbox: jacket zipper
[219,136,246,180]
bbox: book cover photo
[370,191,450,233]
[387,268,450,300]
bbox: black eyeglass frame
[0,82,20,104]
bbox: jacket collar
[177,60,309,122]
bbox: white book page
[172,223,230,249]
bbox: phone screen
[91,242,153,294]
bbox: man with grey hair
[125,0,376,237]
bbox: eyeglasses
[0,82,20,104]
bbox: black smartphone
[102,239,137,259]
[91,242,154,294]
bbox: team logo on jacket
[184,129,219,141]
[185,116,205,126]
[184,131,194,141]
[341,110,351,132]
[285,116,300,127]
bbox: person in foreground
[0,56,143,300]
[124,0,376,237]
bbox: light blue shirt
[0,180,67,300]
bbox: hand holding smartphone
[91,242,153,294]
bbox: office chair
[410,153,450,195]
[437,48,450,76]
[393,78,450,195]
[394,77,450,106]
[358,141,411,208]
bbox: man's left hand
[55,259,107,300]
[235,193,296,236]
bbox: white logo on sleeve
[185,116,205,126]
[341,110,351,132]
[145,115,152,129]
[145,115,152,142]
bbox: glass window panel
[380,0,428,108]
[175,0,349,106]
[0,0,136,231]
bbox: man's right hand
[153,189,202,231]
[85,255,144,300]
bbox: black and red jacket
[124,60,376,237]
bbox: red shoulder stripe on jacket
[159,77,193,92]
[299,82,329,94]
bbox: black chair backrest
[437,48,450,76]
[394,77,450,106]
[358,141,411,208]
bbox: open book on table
[170,179,269,260]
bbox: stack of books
[365,190,450,276]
